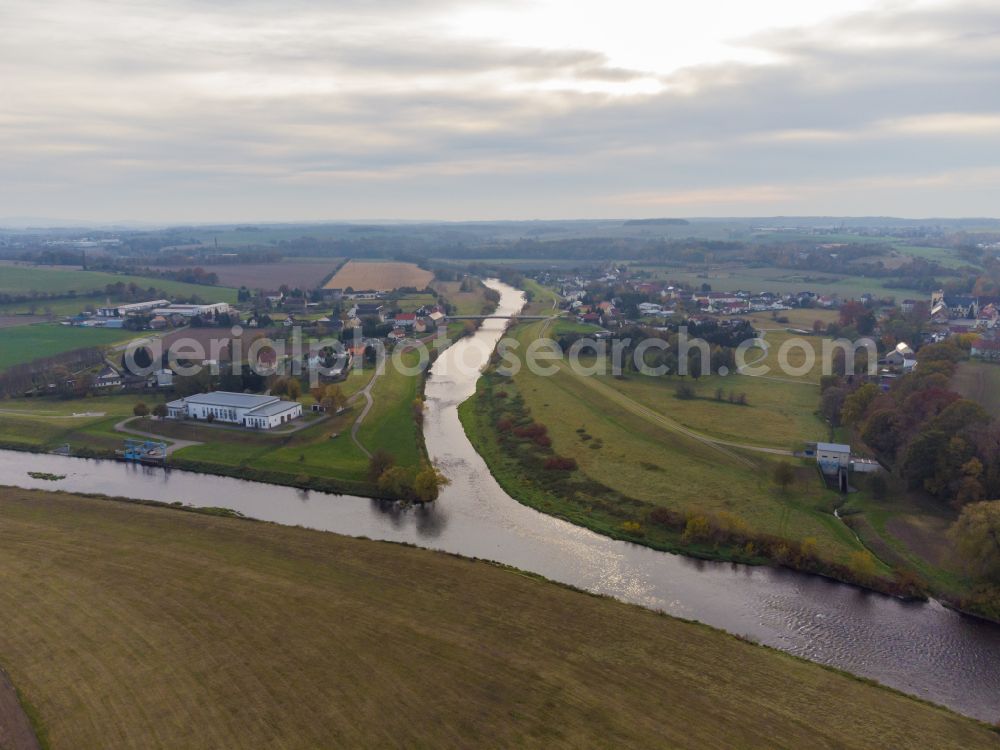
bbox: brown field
[952,360,1000,418]
[150,259,341,290]
[0,487,995,749]
[325,260,434,292]
[0,315,46,329]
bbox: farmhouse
[972,336,1000,362]
[166,391,303,429]
[885,342,917,372]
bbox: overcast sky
[2,0,998,223]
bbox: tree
[820,386,848,427]
[848,550,878,582]
[773,462,795,492]
[367,449,396,483]
[152,403,168,419]
[841,383,879,426]
[948,500,1000,582]
[377,465,413,498]
[286,378,302,400]
[868,472,888,500]
[133,402,149,418]
[413,464,449,502]
[675,382,696,400]
[322,385,346,412]
[861,410,902,459]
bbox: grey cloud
[1,0,1000,219]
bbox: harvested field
[952,360,1000,418]
[152,259,341,290]
[0,487,995,749]
[0,315,46,329]
[325,260,433,292]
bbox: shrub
[543,456,577,471]
[621,521,643,536]
[648,507,685,530]
[681,515,711,543]
[675,383,696,400]
[513,422,548,439]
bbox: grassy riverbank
[458,370,922,597]
[0,487,995,748]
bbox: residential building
[971,336,1000,362]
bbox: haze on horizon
[2,0,998,224]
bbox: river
[1,280,999,722]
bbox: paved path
[0,409,107,419]
[113,418,202,456]
[348,369,381,458]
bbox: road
[114,417,201,455]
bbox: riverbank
[459,369,929,601]
[1,486,996,748]
[1,278,998,720]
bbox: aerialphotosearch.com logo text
[122,325,879,385]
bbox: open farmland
[0,265,238,302]
[0,488,993,749]
[324,260,433,292]
[952,360,1000,418]
[152,258,342,290]
[0,324,137,371]
[0,315,46,329]
[633,264,927,298]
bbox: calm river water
[1,281,999,721]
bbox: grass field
[521,278,560,315]
[467,320,866,567]
[0,394,169,453]
[0,266,239,303]
[325,260,434,292]
[431,279,498,317]
[0,488,994,749]
[0,324,139,371]
[633,264,927,298]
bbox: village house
[353,303,385,322]
[885,342,917,372]
[93,364,123,389]
[971,334,1000,361]
[393,312,417,328]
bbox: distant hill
[624,218,691,226]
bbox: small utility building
[166,391,302,429]
[815,443,851,473]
